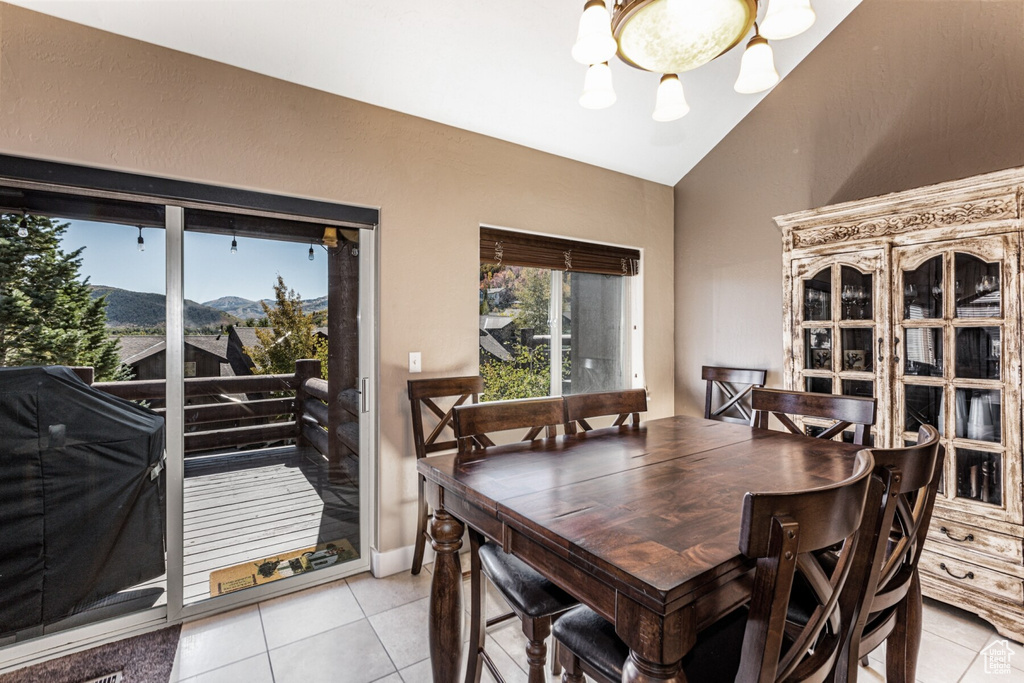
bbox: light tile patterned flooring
[169,564,1024,683]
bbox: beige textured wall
[674,0,1024,415]
[0,4,674,554]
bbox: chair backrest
[563,389,647,435]
[408,376,484,459]
[737,450,875,683]
[751,388,877,445]
[702,365,767,424]
[452,397,565,454]
[849,425,945,653]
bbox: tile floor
[169,565,1023,683]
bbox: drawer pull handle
[940,527,974,543]
[939,563,974,580]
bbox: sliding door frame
[0,155,380,669]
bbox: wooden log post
[70,366,95,385]
[328,240,360,475]
[293,359,322,446]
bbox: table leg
[429,507,464,683]
[616,597,691,683]
[622,652,687,683]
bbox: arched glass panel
[902,255,942,320]
[840,266,872,320]
[954,253,1000,318]
[803,267,831,322]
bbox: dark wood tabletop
[418,415,862,683]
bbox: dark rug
[0,625,181,683]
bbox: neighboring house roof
[479,331,511,362]
[232,326,329,352]
[480,315,515,331]
[114,336,165,365]
[114,334,231,365]
[185,335,230,360]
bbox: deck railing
[76,360,355,458]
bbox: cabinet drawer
[928,520,1024,566]
[920,549,1024,605]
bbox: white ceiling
[8,0,861,186]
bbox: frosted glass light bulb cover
[572,0,617,65]
[734,36,779,94]
[580,62,616,109]
[17,225,28,238]
[760,0,816,40]
[652,74,689,122]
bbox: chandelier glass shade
[614,0,756,73]
[572,0,815,120]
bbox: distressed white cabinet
[776,167,1024,642]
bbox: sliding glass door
[0,164,376,663]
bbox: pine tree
[0,213,125,380]
[244,275,328,377]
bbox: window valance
[479,227,640,276]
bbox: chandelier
[573,0,817,121]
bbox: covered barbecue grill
[0,366,165,637]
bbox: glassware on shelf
[840,285,855,319]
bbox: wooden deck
[182,444,360,604]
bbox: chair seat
[552,604,748,683]
[478,543,576,619]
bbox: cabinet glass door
[791,251,889,445]
[894,236,1021,524]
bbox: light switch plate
[409,352,422,373]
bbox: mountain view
[89,286,328,329]
[203,294,328,320]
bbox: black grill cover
[0,366,165,636]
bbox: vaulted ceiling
[7,0,861,185]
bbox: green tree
[512,268,551,334]
[0,213,126,381]
[245,275,328,376]
[479,343,550,401]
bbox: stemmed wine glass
[841,285,855,319]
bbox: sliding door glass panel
[180,209,361,605]
[902,256,942,320]
[1,199,167,647]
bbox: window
[478,227,641,401]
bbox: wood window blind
[480,227,640,276]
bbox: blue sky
[62,220,328,303]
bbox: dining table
[417,414,863,683]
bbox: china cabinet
[776,167,1024,642]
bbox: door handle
[893,337,901,365]
[360,377,369,414]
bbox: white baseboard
[370,544,435,577]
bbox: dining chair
[702,365,767,424]
[563,388,647,435]
[453,397,577,683]
[406,375,484,575]
[788,425,944,683]
[552,450,876,683]
[452,396,564,454]
[752,387,877,445]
